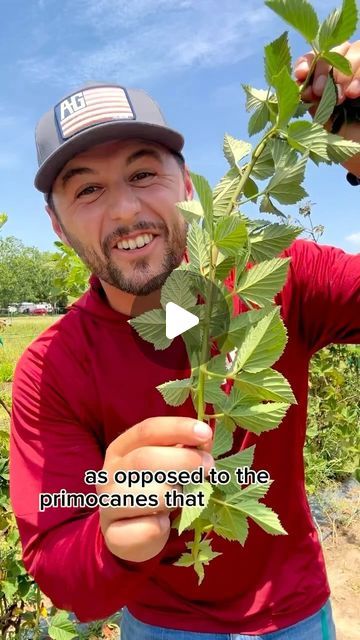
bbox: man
[10,42,360,640]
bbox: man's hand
[294,41,360,176]
[97,417,213,563]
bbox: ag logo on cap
[55,86,135,140]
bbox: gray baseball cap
[34,82,184,195]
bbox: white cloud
[19,0,273,86]
[345,232,360,247]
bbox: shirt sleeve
[9,343,161,623]
[278,239,360,355]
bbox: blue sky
[1,0,359,253]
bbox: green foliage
[128,0,360,582]
[305,345,360,493]
[50,241,90,300]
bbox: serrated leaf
[242,85,268,111]
[230,401,290,434]
[233,368,296,404]
[249,223,301,262]
[207,353,228,377]
[266,155,308,205]
[186,222,211,274]
[236,257,290,307]
[251,144,274,180]
[160,269,198,309]
[326,133,360,163]
[239,482,272,500]
[248,103,270,136]
[213,307,271,351]
[321,52,353,77]
[156,378,192,406]
[203,378,228,406]
[178,481,213,534]
[176,200,204,224]
[212,419,234,458]
[223,134,251,167]
[214,217,248,257]
[209,494,249,543]
[259,195,286,218]
[264,31,291,85]
[243,177,259,201]
[318,0,358,51]
[213,167,241,216]
[128,308,171,350]
[314,75,337,125]
[215,254,236,281]
[287,121,330,163]
[272,67,299,126]
[265,0,319,42]
[233,308,287,373]
[235,498,287,535]
[215,447,256,492]
[190,172,213,231]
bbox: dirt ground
[323,518,360,640]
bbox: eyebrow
[61,148,163,189]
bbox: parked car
[30,304,48,316]
[18,302,36,314]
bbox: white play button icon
[165,302,199,340]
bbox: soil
[323,519,360,640]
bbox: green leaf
[215,254,236,281]
[213,167,241,216]
[229,401,290,435]
[326,133,360,163]
[223,134,251,167]
[178,481,213,534]
[209,493,249,543]
[156,378,192,406]
[265,0,319,42]
[249,223,301,262]
[214,217,248,257]
[266,154,308,205]
[248,103,270,136]
[160,269,198,309]
[233,308,287,373]
[264,31,291,86]
[239,482,272,500]
[235,497,287,535]
[48,612,78,640]
[212,418,234,458]
[128,308,171,350]
[242,85,268,111]
[259,195,286,218]
[236,257,290,307]
[243,176,259,202]
[174,539,222,585]
[272,67,299,126]
[203,378,228,406]
[322,52,353,78]
[233,368,296,404]
[215,447,256,491]
[318,0,358,51]
[213,307,271,351]
[287,121,330,163]
[0,579,17,600]
[176,200,204,225]
[190,172,213,231]
[314,75,337,125]
[186,222,211,274]
[251,144,274,180]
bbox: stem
[240,190,265,206]
[204,413,224,419]
[299,52,321,94]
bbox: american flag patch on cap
[55,86,135,139]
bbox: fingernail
[313,75,327,95]
[346,78,360,97]
[193,421,212,440]
[202,452,214,469]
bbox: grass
[0,316,60,426]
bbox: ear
[45,205,72,248]
[183,165,194,200]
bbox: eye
[76,185,102,198]
[131,171,156,182]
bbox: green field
[0,316,60,427]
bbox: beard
[59,217,188,296]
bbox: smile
[114,233,159,255]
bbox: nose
[107,181,141,223]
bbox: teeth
[117,233,154,251]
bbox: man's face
[48,139,192,296]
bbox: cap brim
[34,120,184,194]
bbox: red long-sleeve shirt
[9,239,360,634]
